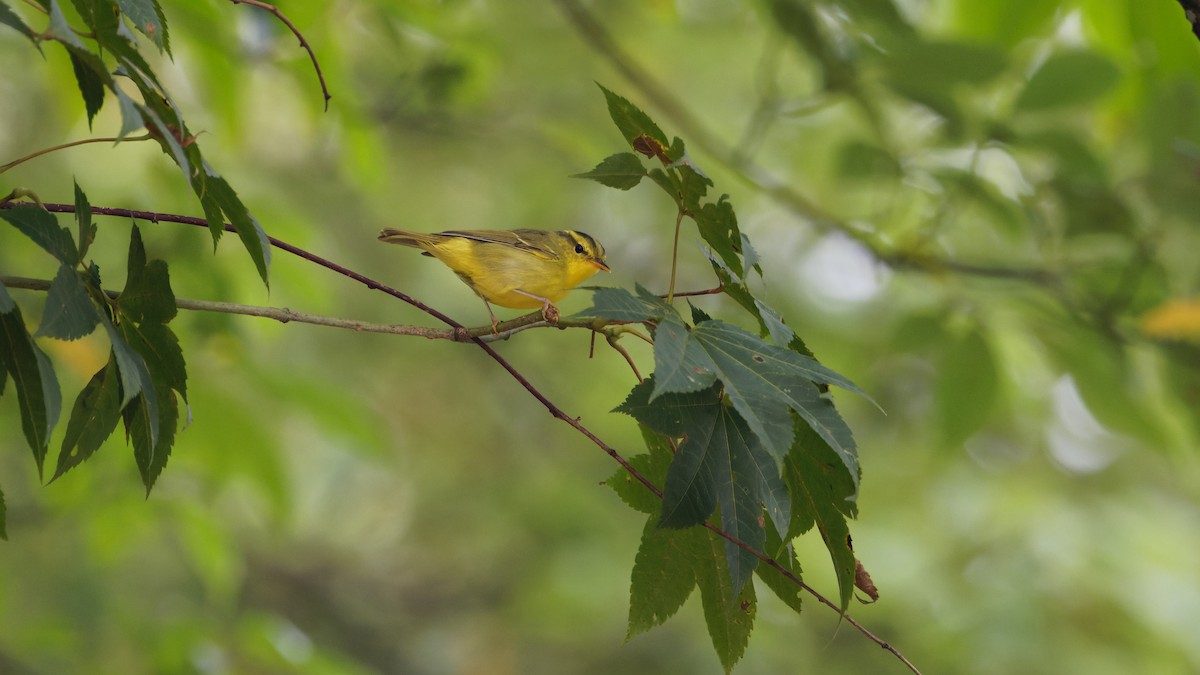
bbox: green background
[2,0,1199,672]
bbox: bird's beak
[592,259,611,272]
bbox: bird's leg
[513,289,559,325]
[482,300,501,335]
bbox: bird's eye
[574,243,586,254]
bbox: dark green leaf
[0,1,38,44]
[754,521,804,615]
[54,361,122,481]
[96,313,147,409]
[627,516,703,638]
[571,153,647,190]
[598,84,670,157]
[0,284,61,474]
[0,204,78,263]
[678,163,712,214]
[694,196,743,279]
[203,172,271,286]
[119,321,186,401]
[74,180,95,262]
[604,425,672,515]
[936,329,998,448]
[116,0,169,53]
[651,313,716,395]
[646,168,680,202]
[694,529,755,672]
[651,319,868,492]
[1016,49,1120,112]
[119,226,177,324]
[122,359,177,493]
[787,417,857,610]
[35,264,100,340]
[572,285,669,323]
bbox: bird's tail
[378,228,436,248]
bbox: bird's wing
[438,229,559,259]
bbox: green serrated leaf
[120,321,186,400]
[54,360,122,481]
[119,227,177,324]
[572,285,668,323]
[74,180,95,262]
[693,196,744,281]
[651,313,715,395]
[116,0,168,52]
[678,163,712,214]
[113,88,145,140]
[598,83,670,157]
[0,204,78,264]
[35,264,101,340]
[694,529,756,673]
[203,171,271,286]
[646,167,679,201]
[786,417,857,611]
[755,520,804,615]
[124,367,176,493]
[71,32,108,111]
[605,425,672,515]
[0,1,39,45]
[1016,49,1120,112]
[0,285,61,474]
[572,152,647,190]
[627,516,703,638]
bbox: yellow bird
[377,228,610,330]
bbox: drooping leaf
[572,152,647,190]
[116,0,169,53]
[604,425,672,515]
[693,195,744,280]
[68,50,105,127]
[627,516,703,639]
[119,226,177,324]
[754,518,804,615]
[35,264,100,340]
[120,321,186,401]
[113,88,145,140]
[786,417,858,611]
[54,361,122,481]
[123,362,177,493]
[617,379,776,594]
[202,171,271,286]
[0,284,61,475]
[677,163,713,214]
[1016,49,1120,112]
[0,204,78,264]
[694,529,756,673]
[74,180,95,262]
[0,1,39,46]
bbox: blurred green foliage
[2,0,1200,673]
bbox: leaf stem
[667,207,684,303]
[0,135,153,175]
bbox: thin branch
[1,200,909,669]
[229,0,331,111]
[0,134,153,174]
